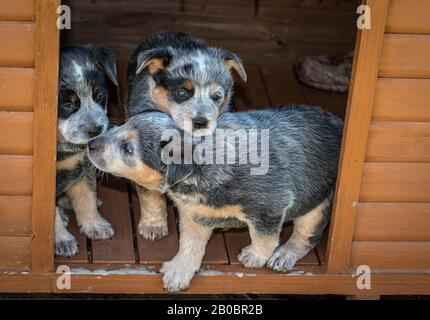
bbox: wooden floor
[56,0,354,270]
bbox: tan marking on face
[182,80,193,91]
[127,129,139,140]
[293,201,325,245]
[123,162,164,191]
[153,86,174,115]
[146,57,165,75]
[56,152,85,171]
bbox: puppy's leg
[136,185,168,240]
[160,212,213,292]
[57,195,103,211]
[66,177,114,240]
[268,198,330,272]
[54,207,78,256]
[238,221,280,268]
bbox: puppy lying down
[88,105,343,292]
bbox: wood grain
[233,65,270,111]
[31,0,61,272]
[386,0,430,34]
[366,122,430,162]
[0,0,35,21]
[0,236,31,270]
[380,34,430,78]
[0,155,33,196]
[202,231,229,265]
[0,195,32,235]
[354,203,430,242]
[351,242,430,270]
[0,21,35,67]
[360,162,430,202]
[0,111,33,155]
[373,78,430,122]
[326,0,390,273]
[0,67,34,112]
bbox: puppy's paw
[55,235,79,257]
[267,247,299,272]
[160,259,194,293]
[80,216,114,240]
[238,245,269,269]
[138,220,168,240]
[58,208,70,227]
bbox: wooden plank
[0,68,34,112]
[380,34,430,78]
[360,162,430,202]
[351,242,430,270]
[0,155,32,196]
[386,0,430,34]
[184,0,254,17]
[54,211,89,264]
[136,200,179,265]
[260,65,306,106]
[259,0,359,11]
[0,112,33,155]
[354,203,430,242]
[0,236,31,270]
[326,0,390,273]
[366,122,430,162]
[202,231,229,265]
[373,79,430,122]
[0,195,32,235]
[91,179,135,264]
[224,225,319,266]
[0,0,35,21]
[0,21,35,68]
[31,0,60,273]
[233,65,270,111]
[303,86,346,119]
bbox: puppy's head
[88,112,173,190]
[58,45,118,144]
[136,46,247,136]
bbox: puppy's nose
[88,137,104,151]
[192,117,208,129]
[87,125,104,138]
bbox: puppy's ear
[94,46,119,86]
[136,48,173,75]
[222,50,247,82]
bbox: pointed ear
[93,46,118,86]
[136,48,173,75]
[222,50,247,82]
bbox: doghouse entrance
[56,0,357,273]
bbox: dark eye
[63,102,75,109]
[122,142,134,155]
[176,87,190,99]
[94,91,107,105]
[211,93,222,103]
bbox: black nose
[192,117,208,129]
[87,125,104,138]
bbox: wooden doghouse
[0,0,429,298]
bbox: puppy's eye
[176,87,190,99]
[211,93,223,103]
[122,142,134,155]
[63,102,74,109]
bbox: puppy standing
[87,105,343,292]
[126,31,247,240]
[55,45,118,256]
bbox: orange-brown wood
[233,65,270,111]
[0,236,31,270]
[0,195,32,235]
[360,162,430,202]
[0,21,34,68]
[380,34,430,78]
[0,111,33,155]
[0,67,34,112]
[351,242,430,270]
[0,0,35,21]
[366,122,430,162]
[386,0,430,34]
[354,203,430,242]
[373,78,430,122]
[326,0,390,274]
[31,0,60,272]
[0,155,33,196]
[202,231,229,265]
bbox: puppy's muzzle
[192,117,208,129]
[87,125,105,139]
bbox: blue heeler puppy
[87,105,343,292]
[126,31,247,241]
[55,44,118,256]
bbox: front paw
[138,220,168,240]
[267,246,299,272]
[238,245,270,268]
[55,236,78,257]
[160,259,194,293]
[79,216,114,240]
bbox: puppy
[126,31,247,241]
[55,44,118,256]
[87,105,343,292]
